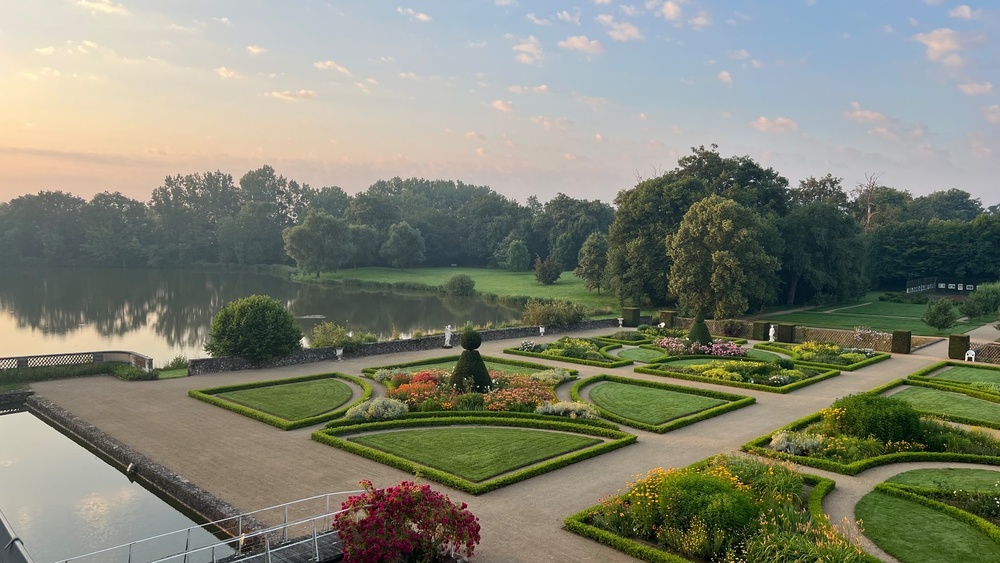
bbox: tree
[906,188,984,222]
[217,202,285,264]
[850,174,912,232]
[310,185,352,218]
[533,254,562,285]
[667,195,781,318]
[204,294,303,361]
[380,221,426,270]
[282,209,354,275]
[574,232,608,294]
[500,238,531,272]
[443,274,476,296]
[922,298,958,332]
[348,224,380,268]
[779,202,866,305]
[791,174,849,210]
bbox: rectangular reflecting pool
[0,410,230,562]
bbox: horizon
[1,1,998,207]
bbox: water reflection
[0,267,520,364]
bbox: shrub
[529,368,574,386]
[521,299,586,326]
[112,363,155,381]
[453,392,485,411]
[742,505,870,562]
[460,328,482,350]
[204,294,303,361]
[960,282,1000,318]
[535,401,598,419]
[451,349,492,393]
[443,273,476,296]
[657,471,757,558]
[827,394,922,443]
[687,313,712,346]
[923,298,959,332]
[164,355,189,370]
[311,322,377,352]
[344,397,409,421]
[533,254,563,285]
[334,480,481,563]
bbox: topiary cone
[688,312,712,346]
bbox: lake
[0,267,521,366]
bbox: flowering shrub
[483,374,555,411]
[518,340,541,352]
[853,326,891,348]
[673,360,810,387]
[656,337,747,357]
[535,401,598,419]
[335,480,481,563]
[541,337,602,360]
[345,397,409,421]
[529,368,574,386]
[790,341,879,365]
[372,368,409,384]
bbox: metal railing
[1,508,35,563]
[0,351,154,372]
[55,490,363,563]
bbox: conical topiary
[451,329,492,392]
[688,312,712,346]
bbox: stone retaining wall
[189,318,638,375]
[24,395,259,538]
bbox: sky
[1,0,998,207]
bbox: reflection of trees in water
[0,268,520,348]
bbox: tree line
[2,146,998,318]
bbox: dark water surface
[0,267,520,365]
[0,411,229,562]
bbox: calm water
[0,267,520,366]
[0,411,230,562]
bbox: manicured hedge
[504,346,633,368]
[909,361,1000,390]
[892,378,1000,430]
[874,482,1000,546]
[593,335,656,346]
[360,354,577,376]
[324,409,621,431]
[312,416,636,494]
[635,362,841,394]
[189,372,372,430]
[753,342,891,371]
[570,375,754,433]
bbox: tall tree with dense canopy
[779,202,867,304]
[574,232,609,293]
[282,209,354,275]
[380,221,426,270]
[667,195,781,318]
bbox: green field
[348,427,601,482]
[615,348,667,363]
[856,491,999,563]
[887,468,1000,493]
[304,266,619,312]
[930,366,1000,386]
[891,386,1000,425]
[588,382,726,425]
[157,368,188,379]
[217,379,353,420]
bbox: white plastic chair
[965,349,976,362]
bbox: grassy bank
[298,267,621,314]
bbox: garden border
[635,359,841,394]
[569,374,755,433]
[311,416,636,495]
[189,372,372,430]
[753,343,890,371]
[359,354,577,376]
[504,342,634,369]
[871,482,1000,546]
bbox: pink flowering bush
[335,480,481,563]
[656,337,746,358]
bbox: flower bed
[188,372,371,430]
[505,337,633,368]
[564,454,875,563]
[635,357,839,394]
[742,380,1000,475]
[570,375,754,433]
[753,341,890,371]
[653,337,748,357]
[311,416,636,494]
[360,354,575,377]
[594,325,687,346]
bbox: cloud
[594,133,604,141]
[398,71,418,79]
[246,45,267,55]
[475,147,486,156]
[843,101,886,123]
[869,126,897,140]
[76,0,127,15]
[465,131,483,140]
[495,0,515,5]
[508,84,549,94]
[660,1,682,21]
[530,116,574,130]
[558,35,605,54]
[949,5,982,19]
[34,46,55,55]
[397,7,432,22]
[959,82,994,96]
[985,105,1000,124]
[717,70,732,85]
[314,60,351,76]
[557,10,581,24]
[576,95,608,111]
[526,13,550,25]
[265,90,316,101]
[596,14,643,41]
[512,36,543,65]
[214,66,237,78]
[490,99,513,112]
[688,10,711,29]
[913,28,964,67]
[751,116,798,132]
[213,16,231,25]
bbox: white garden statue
[444,325,453,348]
[768,324,777,342]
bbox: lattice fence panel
[25,353,94,368]
[671,318,752,338]
[0,358,18,370]
[971,343,1000,365]
[795,327,893,352]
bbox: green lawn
[746,349,781,361]
[856,491,1000,563]
[157,368,188,379]
[348,427,601,482]
[305,266,619,312]
[588,382,727,425]
[891,386,1000,425]
[931,366,1000,386]
[888,468,1000,493]
[615,348,667,363]
[217,379,353,420]
[658,357,727,367]
[760,310,980,336]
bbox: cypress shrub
[688,313,712,346]
[451,329,491,392]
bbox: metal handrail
[55,490,364,563]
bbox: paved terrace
[30,326,1000,563]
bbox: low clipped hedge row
[634,363,841,394]
[874,482,1000,546]
[570,375,755,433]
[312,416,636,495]
[324,409,621,431]
[752,343,890,371]
[503,345,634,368]
[893,378,1000,430]
[189,372,372,430]
[909,360,1000,387]
[360,354,577,376]
[563,462,853,563]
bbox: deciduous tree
[574,232,608,293]
[380,221,426,270]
